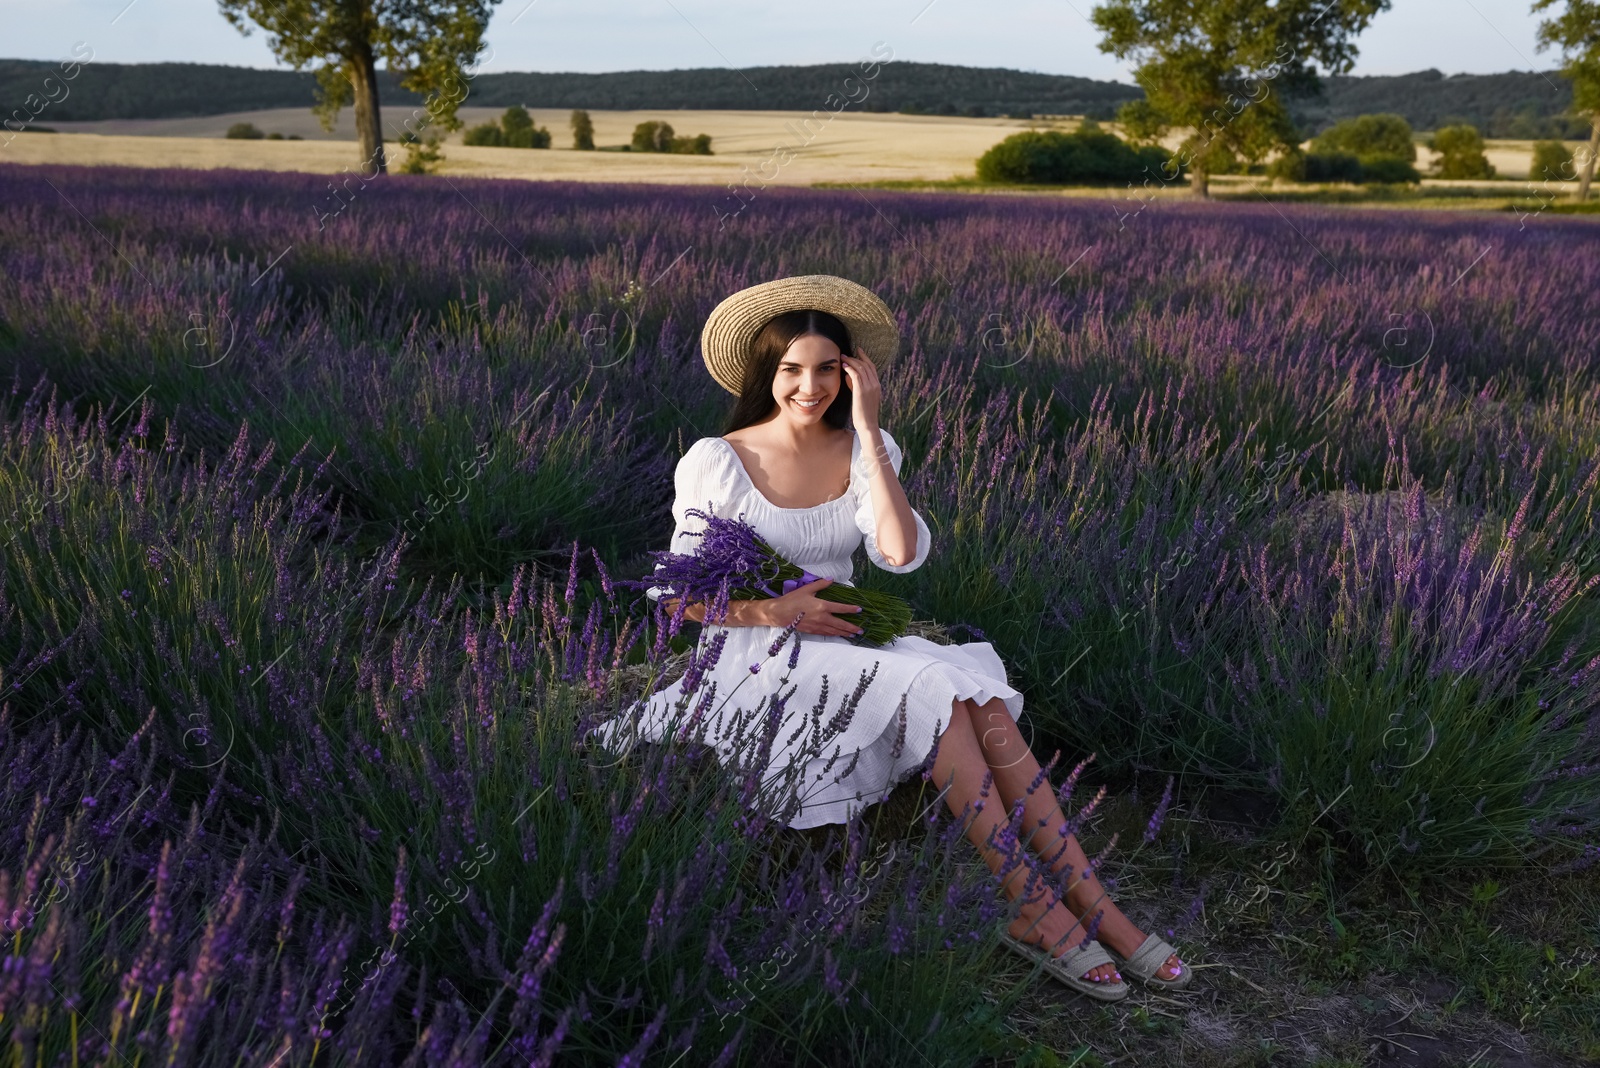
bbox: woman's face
[770,333,846,424]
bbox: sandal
[1104,934,1192,991]
[998,931,1129,1002]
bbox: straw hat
[700,275,900,395]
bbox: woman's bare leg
[964,696,1183,982]
[930,699,1123,985]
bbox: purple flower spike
[1144,776,1176,844]
[389,844,409,936]
[564,540,581,607]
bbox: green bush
[462,121,504,147]
[1307,152,1363,182]
[1356,154,1422,184]
[462,109,551,149]
[1266,150,1305,181]
[399,131,445,175]
[975,123,1175,184]
[629,121,711,154]
[1311,113,1417,162]
[1531,139,1576,182]
[670,132,713,155]
[505,125,552,149]
[1429,124,1496,179]
[225,122,265,140]
[1269,150,1366,183]
[1269,149,1419,184]
[632,120,675,152]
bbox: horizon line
[0,54,1565,85]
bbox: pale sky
[6,0,1559,82]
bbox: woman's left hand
[841,349,882,430]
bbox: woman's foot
[1006,883,1125,987]
[1060,872,1183,981]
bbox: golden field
[6,105,1590,193]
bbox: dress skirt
[591,621,1024,830]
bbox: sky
[5,0,1560,82]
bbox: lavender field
[3,161,1600,1066]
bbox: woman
[594,275,1188,1000]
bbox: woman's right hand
[768,578,865,637]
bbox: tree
[1533,0,1600,200]
[226,121,266,139]
[499,104,550,147]
[570,108,595,150]
[631,120,675,152]
[461,108,551,148]
[1429,124,1495,179]
[1091,0,1392,197]
[217,0,499,176]
[1310,113,1415,160]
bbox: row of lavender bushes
[6,163,1598,871]
[3,163,1599,1058]
[1,382,1040,1065]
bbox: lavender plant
[4,160,1600,1063]
[0,383,1028,1066]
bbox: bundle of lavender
[635,508,912,647]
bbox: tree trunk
[1579,113,1600,203]
[1189,163,1210,198]
[350,47,386,177]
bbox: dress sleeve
[645,438,739,603]
[853,427,932,574]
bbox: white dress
[591,427,1024,830]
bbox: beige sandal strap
[1045,935,1117,977]
[1121,933,1179,979]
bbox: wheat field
[8,105,1575,186]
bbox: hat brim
[700,275,900,396]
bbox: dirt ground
[7,106,1581,186]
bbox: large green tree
[1533,0,1600,200]
[218,0,497,175]
[1092,0,1391,197]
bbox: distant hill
[1291,68,1587,140]
[1,58,1587,138]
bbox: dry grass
[966,790,1596,1067]
[9,107,1588,198]
[10,107,1061,185]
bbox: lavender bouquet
[636,508,912,647]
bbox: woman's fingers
[794,607,861,636]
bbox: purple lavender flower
[388,845,409,937]
[631,509,910,643]
[1144,776,1176,844]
